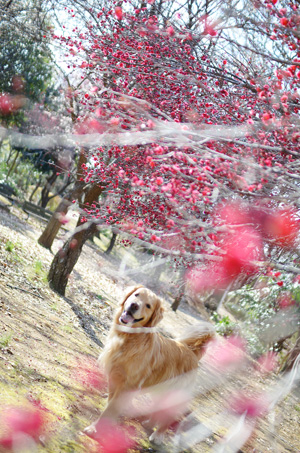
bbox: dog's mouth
[119,311,144,325]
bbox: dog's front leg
[84,373,125,438]
[83,391,121,437]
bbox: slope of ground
[0,203,299,452]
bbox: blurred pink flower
[277,293,295,310]
[256,351,278,374]
[188,227,263,292]
[206,336,246,370]
[74,357,106,392]
[231,393,267,418]
[0,404,46,448]
[91,419,136,452]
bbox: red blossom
[188,226,263,291]
[280,17,289,26]
[114,7,123,20]
[263,208,298,248]
[166,26,175,36]
[277,293,295,309]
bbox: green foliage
[0,1,54,127]
[0,142,47,200]
[224,276,300,357]
[211,313,237,336]
[0,30,52,100]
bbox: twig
[6,284,44,299]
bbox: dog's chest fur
[100,330,199,390]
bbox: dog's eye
[135,293,139,297]
[146,304,151,309]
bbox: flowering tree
[48,0,300,290]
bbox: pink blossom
[166,26,175,36]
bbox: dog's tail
[177,322,215,359]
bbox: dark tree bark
[29,174,43,202]
[171,293,183,312]
[47,183,103,295]
[38,183,83,250]
[48,220,98,295]
[39,170,58,208]
[38,149,87,250]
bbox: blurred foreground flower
[74,357,106,392]
[257,351,278,374]
[0,404,46,450]
[188,227,263,292]
[0,93,25,115]
[205,336,246,371]
[262,208,299,248]
[88,419,136,453]
[230,392,267,418]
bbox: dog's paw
[141,418,153,429]
[149,430,165,445]
[83,423,98,437]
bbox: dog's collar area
[116,324,158,333]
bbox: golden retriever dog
[84,285,215,444]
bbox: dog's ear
[146,298,164,327]
[121,285,144,306]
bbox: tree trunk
[29,174,43,202]
[6,150,20,177]
[38,184,82,250]
[48,220,98,295]
[40,170,58,208]
[47,183,103,295]
[38,149,88,250]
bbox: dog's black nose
[129,302,139,312]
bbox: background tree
[0,0,54,123]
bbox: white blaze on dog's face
[119,287,164,327]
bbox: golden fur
[85,285,215,443]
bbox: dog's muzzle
[119,309,143,325]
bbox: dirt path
[0,203,299,452]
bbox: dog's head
[118,286,164,328]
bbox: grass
[5,240,15,252]
[26,259,48,284]
[0,332,12,348]
[33,259,48,282]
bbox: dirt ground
[0,201,299,452]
